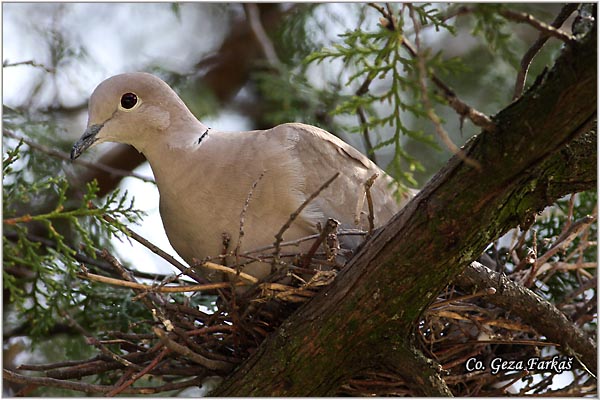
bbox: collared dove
[71,72,412,282]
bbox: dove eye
[120,93,138,109]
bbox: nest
[7,187,597,396]
[8,217,363,395]
[8,222,596,397]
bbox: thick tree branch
[455,261,596,375]
[214,24,596,396]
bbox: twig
[100,213,207,284]
[523,229,539,287]
[358,4,406,162]
[367,3,388,20]
[3,129,155,184]
[408,6,482,170]
[221,233,231,264]
[368,5,497,134]
[558,276,597,306]
[405,37,497,134]
[513,4,578,99]
[185,325,235,336]
[3,369,204,395]
[95,248,166,310]
[439,5,473,23]
[356,106,378,164]
[19,350,158,380]
[17,357,102,371]
[3,59,55,72]
[429,288,497,309]
[154,327,233,372]
[107,348,170,397]
[435,77,498,134]
[61,312,139,370]
[535,215,596,268]
[3,230,168,282]
[355,4,410,164]
[530,212,596,285]
[495,370,530,395]
[244,228,366,255]
[244,4,280,65]
[499,9,574,43]
[273,172,340,261]
[108,369,135,396]
[193,259,258,284]
[77,270,245,292]
[95,249,182,336]
[302,218,340,268]
[236,172,265,266]
[364,173,378,234]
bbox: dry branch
[100,212,207,284]
[77,270,243,293]
[408,5,482,169]
[193,261,258,284]
[273,172,340,260]
[3,369,204,395]
[513,4,578,99]
[301,218,339,268]
[499,8,575,43]
[154,328,233,372]
[106,348,170,397]
[364,173,378,234]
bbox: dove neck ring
[197,128,209,145]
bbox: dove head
[71,72,199,160]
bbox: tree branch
[454,261,596,375]
[3,59,55,72]
[3,369,204,395]
[243,3,280,65]
[499,8,575,43]
[369,3,497,134]
[513,4,578,99]
[408,5,482,169]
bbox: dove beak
[71,124,103,160]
